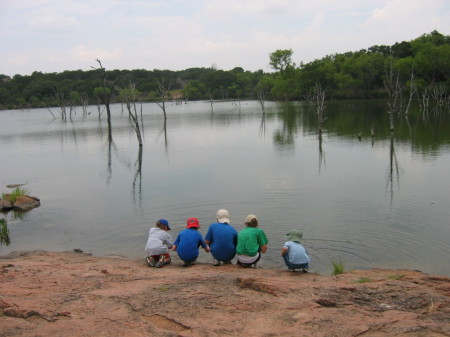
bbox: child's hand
[205,246,211,253]
[172,245,177,251]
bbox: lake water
[1,100,449,276]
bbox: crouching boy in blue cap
[281,229,310,272]
[145,219,173,268]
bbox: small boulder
[0,198,13,211]
[13,196,41,212]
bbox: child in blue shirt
[172,217,210,266]
[205,209,238,266]
[281,229,310,272]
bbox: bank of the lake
[1,250,449,337]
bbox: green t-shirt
[236,227,268,256]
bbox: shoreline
[1,250,449,336]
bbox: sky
[1,0,449,77]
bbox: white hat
[245,214,258,223]
[216,209,230,223]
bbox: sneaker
[181,261,189,266]
[155,256,165,268]
[302,269,308,273]
[253,262,259,268]
[146,256,156,267]
[213,259,221,266]
[223,260,232,265]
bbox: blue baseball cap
[158,219,171,230]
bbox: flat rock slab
[0,250,449,337]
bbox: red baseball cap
[186,217,199,229]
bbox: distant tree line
[0,30,448,110]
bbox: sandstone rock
[0,198,13,210]
[12,195,40,212]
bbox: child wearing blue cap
[145,219,173,268]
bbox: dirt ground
[1,250,449,337]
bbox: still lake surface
[1,100,449,276]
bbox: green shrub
[2,186,29,204]
[331,258,345,275]
[0,219,10,246]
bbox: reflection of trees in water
[386,132,400,206]
[318,131,326,173]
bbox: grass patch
[387,274,405,280]
[0,219,10,246]
[158,285,170,292]
[2,186,29,204]
[331,258,345,275]
[354,277,373,283]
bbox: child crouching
[172,217,210,266]
[281,229,310,272]
[144,219,173,268]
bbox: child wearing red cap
[145,219,173,268]
[172,217,210,266]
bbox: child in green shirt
[236,214,268,268]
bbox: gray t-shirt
[145,227,173,255]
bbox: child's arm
[281,247,288,256]
[172,245,177,251]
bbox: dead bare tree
[256,88,267,114]
[383,61,402,131]
[122,82,143,148]
[92,59,122,131]
[156,77,172,119]
[312,83,327,134]
[53,88,67,120]
[80,94,90,118]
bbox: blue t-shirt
[284,241,310,264]
[173,228,208,262]
[205,222,238,261]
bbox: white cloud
[0,0,448,76]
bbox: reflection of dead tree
[318,131,326,173]
[312,83,327,134]
[122,82,143,148]
[386,132,400,206]
[156,77,172,119]
[209,93,214,113]
[132,146,143,212]
[259,114,266,136]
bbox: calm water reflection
[1,100,449,276]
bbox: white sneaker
[155,256,165,268]
[146,256,156,267]
[213,259,221,266]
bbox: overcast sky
[1,0,449,77]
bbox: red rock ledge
[1,250,449,337]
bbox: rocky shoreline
[1,250,449,337]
